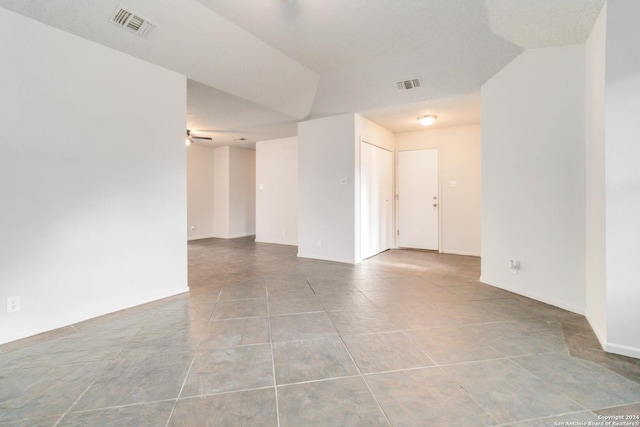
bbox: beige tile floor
[1,237,640,426]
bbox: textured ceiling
[0,0,319,120]
[486,0,605,49]
[198,0,522,119]
[197,0,498,74]
[0,0,605,145]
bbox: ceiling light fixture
[418,115,437,126]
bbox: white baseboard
[478,276,585,315]
[297,252,355,265]
[441,249,481,257]
[605,342,640,359]
[0,286,188,345]
[187,234,214,241]
[228,232,256,239]
[254,238,297,247]
[208,233,255,239]
[585,313,640,359]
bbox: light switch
[450,180,458,187]
[259,184,264,190]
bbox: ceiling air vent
[396,78,422,91]
[109,6,156,39]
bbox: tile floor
[1,237,640,426]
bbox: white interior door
[360,142,393,259]
[380,148,393,252]
[398,149,439,250]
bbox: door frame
[395,148,442,251]
[359,139,394,261]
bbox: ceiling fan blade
[192,136,213,140]
[188,129,237,133]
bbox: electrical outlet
[508,260,520,274]
[7,296,20,313]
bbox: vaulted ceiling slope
[1,0,604,143]
[0,0,319,119]
[200,0,523,117]
[200,0,603,117]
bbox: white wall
[481,46,586,314]
[187,144,215,240]
[395,125,482,256]
[0,8,187,344]
[298,114,356,263]
[603,0,640,357]
[229,147,256,238]
[356,115,395,152]
[212,146,230,238]
[585,4,608,347]
[211,146,256,239]
[255,137,298,246]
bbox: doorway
[398,149,439,250]
[360,141,393,259]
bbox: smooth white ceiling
[1,0,605,146]
[360,92,482,134]
[187,80,297,147]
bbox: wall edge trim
[254,238,297,247]
[479,276,585,315]
[605,342,640,360]
[297,252,356,265]
[0,286,188,345]
[442,250,481,257]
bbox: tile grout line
[325,314,394,426]
[265,278,281,427]
[164,356,196,427]
[52,378,99,427]
[493,409,601,426]
[590,399,640,411]
[214,296,267,303]
[46,327,156,416]
[398,329,439,367]
[435,364,499,426]
[60,397,180,415]
[276,373,364,388]
[503,357,590,413]
[305,279,317,295]
[164,296,217,427]
[396,330,499,425]
[166,385,277,403]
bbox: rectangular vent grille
[110,6,156,39]
[396,78,422,91]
